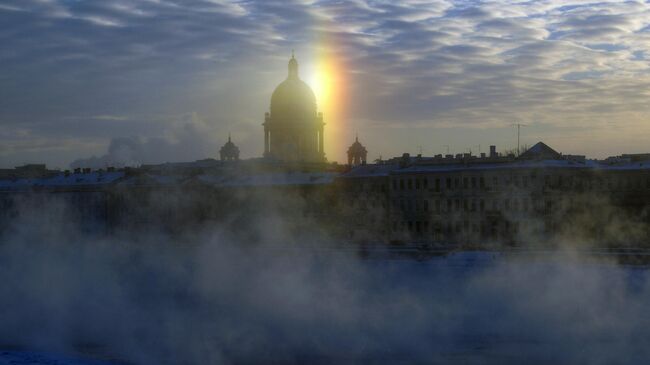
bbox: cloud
[69,112,223,168]
[1,0,650,166]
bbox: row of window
[390,174,650,193]
[394,197,540,213]
[392,176,489,192]
[392,219,530,236]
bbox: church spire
[288,51,299,79]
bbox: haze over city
[2,0,650,169]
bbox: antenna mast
[512,123,528,156]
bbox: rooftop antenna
[443,145,450,154]
[512,123,527,156]
[417,145,423,155]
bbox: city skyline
[2,0,650,169]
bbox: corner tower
[263,53,325,163]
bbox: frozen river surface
[2,249,650,364]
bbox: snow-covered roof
[396,159,600,174]
[196,171,337,187]
[117,174,188,187]
[340,159,650,178]
[339,164,399,178]
[0,171,125,191]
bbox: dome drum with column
[263,54,325,163]
[347,136,367,166]
[220,134,240,161]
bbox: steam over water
[1,196,650,365]
[1,233,650,364]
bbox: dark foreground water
[2,243,650,365]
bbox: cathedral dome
[270,54,317,122]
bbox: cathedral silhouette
[263,53,325,163]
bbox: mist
[69,113,221,169]
[1,191,650,365]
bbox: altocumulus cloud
[1,0,650,167]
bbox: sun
[307,53,347,162]
[309,64,334,113]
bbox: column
[318,126,324,155]
[264,129,269,154]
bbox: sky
[1,0,650,168]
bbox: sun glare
[310,65,333,114]
[308,54,347,162]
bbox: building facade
[338,142,650,246]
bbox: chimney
[490,145,497,158]
[83,168,91,174]
[399,153,411,168]
[74,168,81,174]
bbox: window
[408,179,412,190]
[423,178,429,189]
[480,199,485,212]
[480,177,485,189]
[471,177,477,189]
[435,179,440,192]
[392,180,397,190]
[400,179,405,190]
[446,178,452,189]
[463,177,468,189]
[415,179,420,189]
[424,200,429,211]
